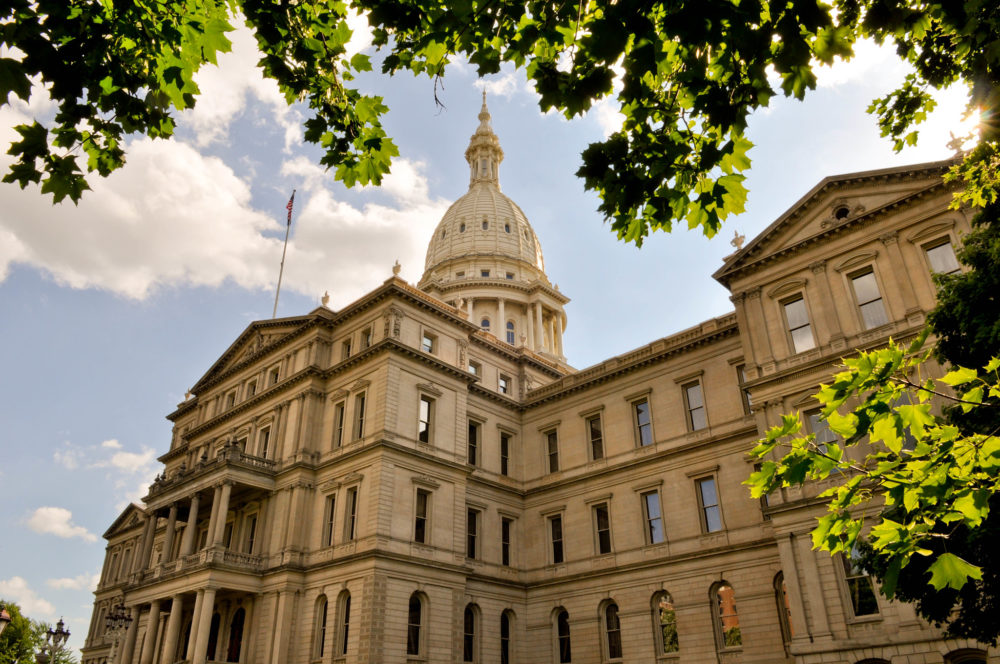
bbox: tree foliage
[747,335,1000,629]
[0,601,77,664]
[2,0,998,242]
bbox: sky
[0,19,975,658]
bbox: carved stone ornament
[458,340,468,368]
[384,306,403,339]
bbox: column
[466,297,474,319]
[497,298,506,337]
[809,260,843,343]
[206,486,222,547]
[138,599,162,664]
[179,493,201,556]
[525,302,535,349]
[555,314,564,356]
[212,482,233,546]
[185,590,205,662]
[137,515,156,571]
[162,503,178,563]
[534,302,543,351]
[548,317,556,354]
[880,231,920,314]
[794,531,832,640]
[191,587,217,664]
[160,594,185,664]
[118,606,140,664]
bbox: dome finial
[477,90,492,132]
[467,88,503,188]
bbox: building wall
[82,163,995,664]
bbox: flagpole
[272,189,295,319]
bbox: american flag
[286,190,295,226]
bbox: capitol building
[81,99,995,664]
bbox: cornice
[524,314,739,408]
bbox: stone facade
[82,103,995,664]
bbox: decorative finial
[184,389,192,401]
[731,229,746,251]
[946,131,965,155]
[321,291,330,307]
[392,260,402,276]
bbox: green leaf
[940,366,978,387]
[927,553,983,591]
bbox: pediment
[103,503,147,540]
[190,316,313,393]
[715,159,953,286]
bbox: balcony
[148,446,276,499]
[131,547,266,587]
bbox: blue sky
[0,21,973,657]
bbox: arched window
[500,610,514,664]
[774,572,793,654]
[406,593,425,656]
[460,222,466,233]
[313,595,328,659]
[226,607,245,662]
[206,612,221,662]
[652,591,678,655]
[555,608,571,663]
[504,223,511,233]
[337,590,351,656]
[712,583,741,649]
[602,602,623,660]
[481,318,491,333]
[463,603,479,662]
[506,321,515,345]
[945,649,989,664]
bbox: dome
[421,94,546,284]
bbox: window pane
[717,585,741,647]
[644,493,664,543]
[704,505,722,532]
[699,478,718,507]
[851,271,881,304]
[685,383,703,409]
[595,504,611,553]
[790,325,815,353]
[407,596,421,655]
[557,611,572,663]
[635,400,653,446]
[588,416,604,459]
[926,242,960,274]
[605,604,622,659]
[658,594,679,653]
[783,298,809,329]
[860,300,889,328]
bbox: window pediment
[834,250,879,273]
[767,278,808,299]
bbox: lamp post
[105,603,133,664]
[35,618,70,664]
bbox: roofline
[713,158,957,286]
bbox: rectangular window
[736,365,752,415]
[244,515,257,553]
[352,393,366,440]
[456,271,465,278]
[468,361,480,376]
[466,508,479,559]
[468,420,480,466]
[593,503,612,554]
[414,489,429,544]
[587,415,604,460]
[783,297,815,353]
[642,491,665,544]
[223,521,234,549]
[500,432,511,476]
[683,382,707,431]
[697,477,723,533]
[633,398,653,446]
[851,270,889,329]
[480,269,490,278]
[269,366,280,385]
[499,374,510,395]
[501,517,512,566]
[926,241,960,274]
[235,436,248,452]
[344,487,358,541]
[360,327,373,349]
[549,515,564,564]
[546,430,559,473]
[332,401,346,447]
[806,410,837,454]
[246,379,257,397]
[225,390,237,409]
[505,272,514,280]
[323,495,336,546]
[418,396,433,444]
[843,548,880,616]
[257,426,271,459]
[342,339,352,360]
[421,332,435,354]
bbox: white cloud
[46,573,100,592]
[0,577,56,617]
[101,439,123,449]
[53,442,83,470]
[25,507,97,542]
[49,439,160,510]
[474,72,523,99]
